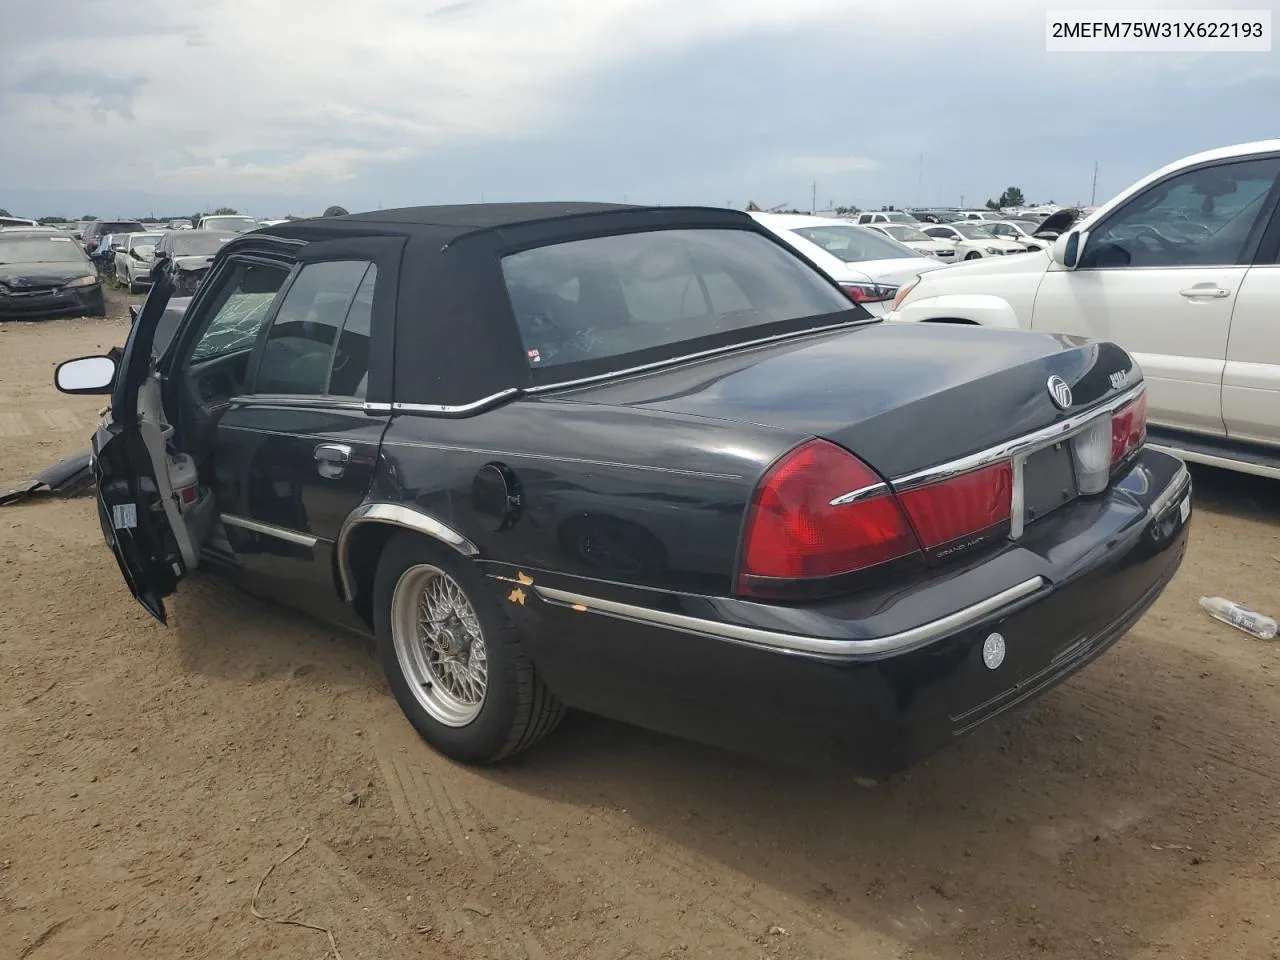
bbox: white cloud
[3,0,856,194]
[1,0,1266,206]
[790,156,879,175]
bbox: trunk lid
[853,256,946,287]
[557,323,1137,479]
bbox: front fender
[886,293,1024,329]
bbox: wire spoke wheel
[391,564,488,727]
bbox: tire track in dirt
[0,413,32,437]
[371,735,559,960]
[29,408,83,432]
[371,726,897,959]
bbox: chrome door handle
[314,443,352,480]
[1178,285,1230,300]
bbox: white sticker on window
[50,236,73,242]
[112,503,138,530]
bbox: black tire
[373,532,564,763]
[964,251,981,260]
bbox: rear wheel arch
[336,502,479,623]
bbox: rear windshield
[501,228,857,374]
[954,222,998,239]
[792,224,922,262]
[201,216,258,232]
[162,232,233,255]
[881,224,932,243]
[0,236,89,264]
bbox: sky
[1,0,1276,219]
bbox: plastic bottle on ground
[1198,596,1277,640]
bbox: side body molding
[336,502,479,601]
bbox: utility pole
[811,181,817,214]
[960,193,966,209]
[917,153,923,207]
[1090,161,1099,206]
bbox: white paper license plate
[1179,496,1191,523]
[112,502,138,530]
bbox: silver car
[114,232,165,293]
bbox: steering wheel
[1133,224,1184,252]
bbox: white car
[197,214,259,233]
[888,139,1280,479]
[866,223,960,262]
[0,216,39,229]
[987,220,1049,251]
[920,222,1029,259]
[750,212,946,314]
[114,232,164,293]
[855,211,919,225]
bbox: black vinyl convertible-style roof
[235,203,856,409]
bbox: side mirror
[129,305,140,324]
[155,250,170,260]
[1050,230,1086,269]
[55,355,118,395]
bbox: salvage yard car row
[52,202,1189,775]
[10,136,1279,777]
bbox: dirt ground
[3,289,1280,960]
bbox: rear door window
[252,260,375,397]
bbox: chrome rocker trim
[535,576,1047,660]
[220,513,319,547]
[336,502,479,601]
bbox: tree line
[1,207,245,224]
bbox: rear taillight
[738,440,918,596]
[1070,389,1148,495]
[839,282,898,304]
[897,462,1013,551]
[1070,418,1112,495]
[1111,391,1147,463]
[737,441,1014,598]
[890,277,921,312]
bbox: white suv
[889,139,1280,479]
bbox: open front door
[65,275,204,623]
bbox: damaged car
[151,229,235,295]
[54,203,1190,775]
[114,231,164,293]
[0,229,105,319]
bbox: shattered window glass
[189,263,289,363]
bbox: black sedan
[53,203,1190,776]
[0,230,105,319]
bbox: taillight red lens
[897,462,1014,550]
[839,282,898,303]
[738,439,919,594]
[1110,391,1147,462]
